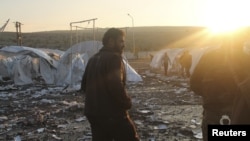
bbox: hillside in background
[0,26,217,51]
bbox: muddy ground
[0,58,203,141]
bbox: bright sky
[1,0,250,32]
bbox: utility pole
[15,21,23,46]
[127,13,137,59]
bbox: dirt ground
[0,58,203,141]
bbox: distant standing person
[179,50,192,77]
[149,53,154,61]
[163,52,171,76]
[81,28,140,141]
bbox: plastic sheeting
[56,40,142,86]
[150,46,221,75]
[0,41,142,86]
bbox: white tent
[55,40,142,86]
[0,41,142,86]
[150,48,184,74]
[0,46,58,85]
[150,46,220,75]
[55,41,102,86]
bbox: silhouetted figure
[190,45,237,141]
[190,28,250,141]
[179,50,192,78]
[149,53,154,61]
[163,52,171,76]
[81,28,140,141]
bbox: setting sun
[207,23,242,34]
[202,0,250,34]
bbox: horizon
[1,25,209,33]
[2,0,250,33]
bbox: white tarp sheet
[55,40,142,85]
[0,40,142,86]
[150,46,220,75]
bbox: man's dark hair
[102,28,125,46]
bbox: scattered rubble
[0,58,203,141]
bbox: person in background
[81,28,140,141]
[163,52,171,76]
[149,53,154,61]
[179,50,192,78]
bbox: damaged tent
[55,40,142,86]
[0,46,58,85]
[55,40,103,86]
[0,40,142,86]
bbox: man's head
[102,28,126,54]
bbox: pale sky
[1,0,250,32]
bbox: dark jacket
[231,51,250,124]
[81,47,131,117]
[190,48,237,115]
[179,52,192,69]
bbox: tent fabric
[13,56,33,85]
[0,46,58,85]
[150,48,184,72]
[123,59,143,82]
[40,58,56,84]
[0,41,142,86]
[150,46,220,75]
[55,40,143,86]
[55,41,103,86]
[55,53,86,86]
[1,46,56,67]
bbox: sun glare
[203,0,250,35]
[208,23,242,35]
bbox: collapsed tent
[0,46,58,85]
[0,41,142,86]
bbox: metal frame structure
[68,18,97,87]
[70,18,98,46]
[127,14,137,58]
[0,19,10,32]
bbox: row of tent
[2,40,249,86]
[150,42,250,76]
[150,46,216,75]
[0,41,142,86]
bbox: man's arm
[106,56,131,110]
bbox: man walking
[81,28,140,141]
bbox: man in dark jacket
[227,28,250,124]
[81,28,139,141]
[190,28,250,141]
[190,43,237,141]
